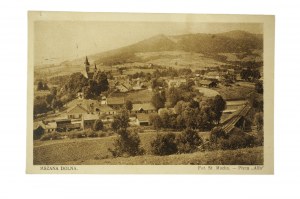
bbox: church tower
[83,56,94,79]
[84,56,90,73]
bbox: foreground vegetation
[34,132,263,165]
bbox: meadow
[33,132,263,165]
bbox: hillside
[33,133,263,165]
[35,30,263,75]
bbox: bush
[210,127,227,143]
[93,119,104,131]
[151,132,178,156]
[40,132,61,141]
[109,129,144,157]
[86,130,99,138]
[219,132,255,150]
[176,129,203,153]
[68,131,87,139]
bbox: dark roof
[221,104,252,134]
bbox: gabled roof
[66,99,101,112]
[67,104,89,114]
[132,103,155,111]
[107,97,125,105]
[83,114,99,121]
[137,113,150,122]
[99,104,115,113]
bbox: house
[99,104,117,115]
[66,104,89,119]
[82,114,99,129]
[199,80,218,88]
[66,99,101,115]
[132,103,156,114]
[136,113,151,126]
[55,119,71,132]
[107,97,125,109]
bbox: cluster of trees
[151,83,197,111]
[240,68,261,81]
[62,71,109,99]
[109,109,144,157]
[151,129,203,156]
[150,95,226,131]
[152,68,193,79]
[34,87,63,116]
[208,127,259,150]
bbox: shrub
[176,129,203,153]
[93,119,104,131]
[109,129,144,157]
[98,132,106,137]
[68,131,87,139]
[219,132,255,150]
[210,127,227,143]
[40,132,61,141]
[86,130,99,138]
[151,132,178,156]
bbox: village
[33,55,262,139]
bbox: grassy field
[34,132,263,165]
[213,84,255,100]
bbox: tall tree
[125,100,133,112]
[211,95,226,124]
[151,92,165,110]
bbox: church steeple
[84,56,90,66]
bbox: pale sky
[34,21,263,65]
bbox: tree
[125,100,133,112]
[151,92,165,110]
[82,86,93,99]
[151,133,178,156]
[34,97,49,115]
[51,98,63,110]
[255,81,263,94]
[182,107,198,129]
[37,81,44,91]
[94,71,109,93]
[93,119,104,131]
[210,127,226,143]
[109,129,144,157]
[254,112,264,131]
[64,72,89,95]
[149,114,163,130]
[160,110,176,129]
[211,95,226,124]
[176,128,203,153]
[165,87,181,108]
[111,109,129,132]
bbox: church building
[82,56,98,79]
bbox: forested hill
[85,30,262,65]
[36,30,263,70]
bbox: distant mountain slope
[36,30,263,73]
[89,30,262,65]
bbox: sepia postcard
[27,12,274,174]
